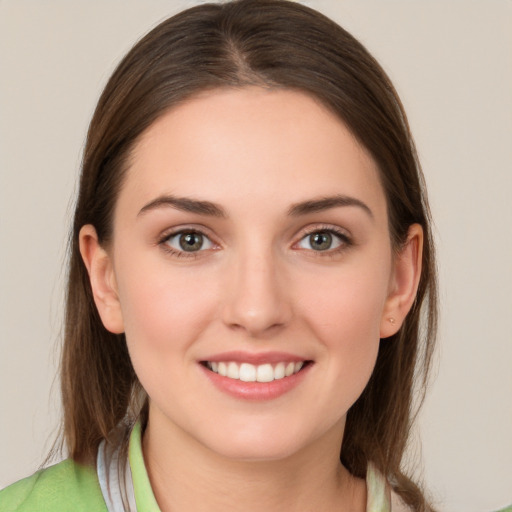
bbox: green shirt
[1,423,398,511]
[0,423,159,512]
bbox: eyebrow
[138,195,227,218]
[287,195,374,219]
[137,193,373,219]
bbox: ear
[79,224,124,334]
[380,224,423,339]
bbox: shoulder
[0,459,107,512]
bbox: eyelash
[294,225,352,257]
[158,225,352,259]
[158,228,216,259]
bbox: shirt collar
[129,421,161,511]
[128,422,391,512]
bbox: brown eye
[297,229,347,252]
[179,232,204,251]
[309,232,332,251]
[164,231,213,253]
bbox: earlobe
[380,224,423,339]
[79,225,124,334]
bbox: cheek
[114,255,219,361]
[114,257,224,416]
[295,258,391,399]
[298,259,390,342]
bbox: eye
[296,230,346,252]
[164,230,214,253]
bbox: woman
[0,0,437,510]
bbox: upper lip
[201,351,310,365]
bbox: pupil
[179,232,203,251]
[310,232,331,251]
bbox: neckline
[98,421,392,512]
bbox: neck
[142,407,366,512]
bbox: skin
[80,87,422,512]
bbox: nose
[221,248,292,337]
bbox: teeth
[227,362,239,379]
[274,362,285,380]
[206,360,306,382]
[239,363,256,382]
[218,362,227,377]
[256,363,274,383]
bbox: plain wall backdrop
[0,1,511,510]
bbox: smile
[205,361,305,382]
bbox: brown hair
[59,0,437,509]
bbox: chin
[208,438,304,462]
[196,420,327,463]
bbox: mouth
[199,351,313,400]
[201,360,310,383]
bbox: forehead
[119,87,386,220]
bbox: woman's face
[86,87,416,461]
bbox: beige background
[1,1,511,510]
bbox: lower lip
[200,363,312,401]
